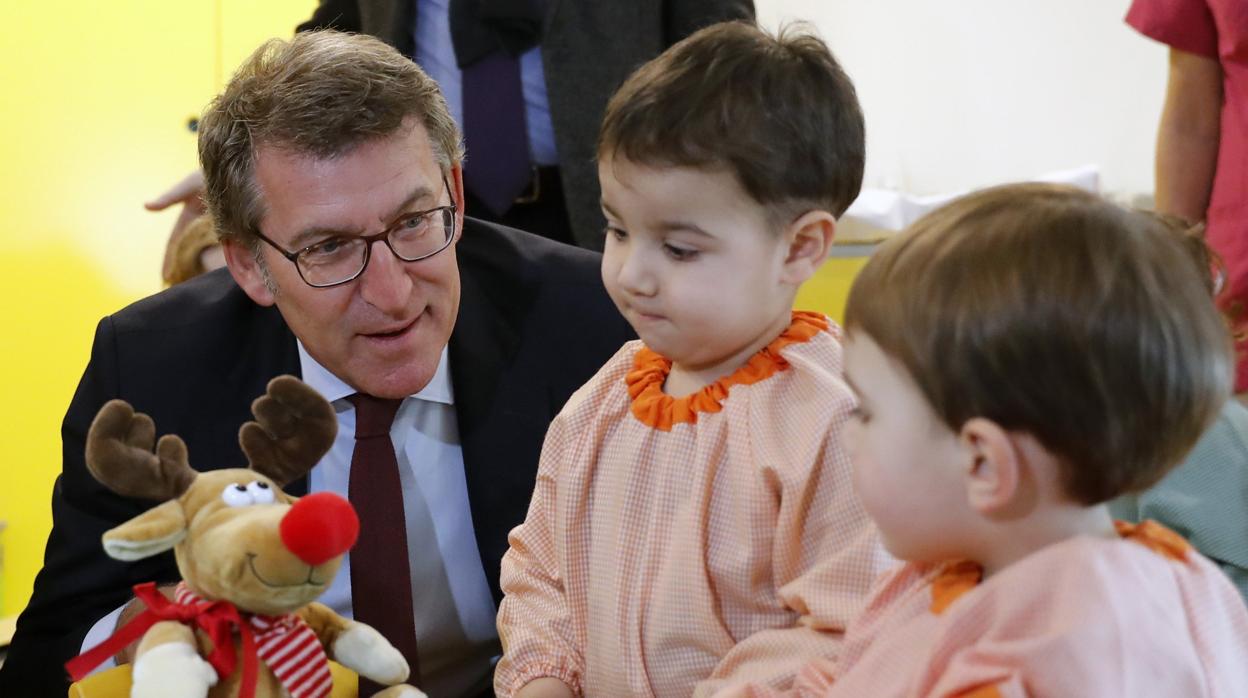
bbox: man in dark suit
[0,31,632,697]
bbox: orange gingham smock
[720,520,1248,698]
[495,312,892,697]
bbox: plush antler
[240,375,338,487]
[85,400,197,500]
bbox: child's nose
[617,249,656,296]
[280,492,361,566]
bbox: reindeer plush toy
[66,376,423,698]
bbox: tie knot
[347,394,404,439]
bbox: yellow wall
[0,0,313,618]
[797,255,869,325]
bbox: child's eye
[664,244,698,261]
[605,226,627,242]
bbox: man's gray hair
[199,30,464,247]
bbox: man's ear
[780,210,836,286]
[223,237,276,307]
[959,417,1026,516]
[449,164,466,239]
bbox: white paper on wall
[835,164,1102,245]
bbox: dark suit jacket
[0,219,633,697]
[297,0,755,250]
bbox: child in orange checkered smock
[720,188,1248,697]
[770,521,1248,698]
[493,23,892,698]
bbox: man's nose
[357,238,414,312]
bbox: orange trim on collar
[625,311,830,431]
[929,560,983,615]
[929,521,1193,616]
[953,685,1004,698]
[1114,519,1191,562]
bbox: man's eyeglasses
[252,176,457,288]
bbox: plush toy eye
[246,481,276,505]
[221,483,253,507]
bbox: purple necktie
[461,50,532,216]
[347,394,421,692]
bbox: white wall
[755,0,1167,199]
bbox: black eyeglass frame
[251,175,458,288]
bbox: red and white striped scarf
[175,583,333,698]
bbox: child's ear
[958,417,1028,516]
[223,237,276,307]
[780,210,836,285]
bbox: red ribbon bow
[66,582,260,698]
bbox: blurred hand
[113,584,178,665]
[146,170,207,280]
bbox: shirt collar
[296,341,455,406]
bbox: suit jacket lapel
[450,259,519,451]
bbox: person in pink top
[493,21,893,698]
[1127,0,1248,394]
[721,185,1248,697]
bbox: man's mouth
[362,316,419,340]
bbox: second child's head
[597,21,864,377]
[841,184,1231,571]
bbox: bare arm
[515,677,576,698]
[145,170,207,281]
[1155,48,1223,221]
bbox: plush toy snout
[280,492,360,566]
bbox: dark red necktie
[347,394,421,691]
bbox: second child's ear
[780,210,836,285]
[959,417,1034,518]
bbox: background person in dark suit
[149,0,755,251]
[0,31,632,697]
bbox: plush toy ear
[102,500,188,561]
[241,376,338,487]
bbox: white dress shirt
[84,343,501,696]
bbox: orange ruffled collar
[928,520,1191,614]
[625,311,830,432]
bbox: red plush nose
[280,492,360,566]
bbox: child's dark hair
[845,183,1231,505]
[598,20,865,225]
